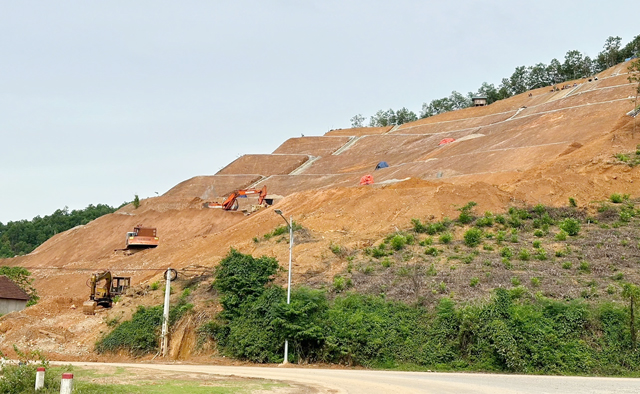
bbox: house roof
[0,276,30,301]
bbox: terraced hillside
[0,60,639,361]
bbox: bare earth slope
[1,61,639,360]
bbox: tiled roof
[0,276,30,301]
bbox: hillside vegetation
[0,204,121,258]
[0,40,639,374]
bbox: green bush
[569,197,577,207]
[371,244,391,258]
[458,201,477,224]
[0,346,60,394]
[518,248,531,261]
[96,305,163,355]
[419,237,433,246]
[390,234,408,251]
[213,249,279,318]
[330,242,345,256]
[610,193,627,203]
[475,212,494,227]
[534,248,548,261]
[559,218,581,236]
[555,231,568,241]
[562,261,573,269]
[463,228,483,247]
[425,221,447,235]
[470,277,480,287]
[411,218,427,233]
[439,232,453,244]
[579,261,591,273]
[511,276,521,286]
[425,247,439,256]
[500,247,513,259]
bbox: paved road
[62,362,640,394]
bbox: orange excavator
[204,186,268,211]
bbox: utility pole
[161,268,173,357]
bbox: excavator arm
[205,186,268,211]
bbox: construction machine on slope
[82,271,131,315]
[125,226,159,249]
[203,186,269,211]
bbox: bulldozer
[82,271,131,315]
[125,226,159,249]
[203,186,269,211]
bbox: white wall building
[0,275,29,315]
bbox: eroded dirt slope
[1,61,639,361]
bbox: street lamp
[274,209,293,365]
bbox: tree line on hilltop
[350,35,640,128]
[0,204,122,258]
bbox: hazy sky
[0,1,637,223]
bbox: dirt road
[63,362,640,393]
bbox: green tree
[0,266,38,305]
[621,35,640,59]
[420,91,471,118]
[596,36,623,71]
[527,63,552,89]
[394,107,418,125]
[350,114,366,128]
[622,283,640,349]
[501,66,529,96]
[474,82,509,104]
[213,249,279,318]
[562,50,586,80]
[546,58,564,84]
[0,204,117,258]
[133,194,140,209]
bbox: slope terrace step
[216,154,309,176]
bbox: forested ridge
[352,34,640,127]
[0,204,122,258]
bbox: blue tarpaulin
[375,161,389,170]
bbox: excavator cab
[83,271,131,315]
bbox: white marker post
[60,373,73,394]
[34,367,45,390]
[161,268,172,357]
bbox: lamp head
[274,209,283,215]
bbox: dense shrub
[95,305,163,355]
[559,218,581,236]
[463,228,483,247]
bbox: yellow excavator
[82,271,131,315]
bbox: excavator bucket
[83,300,97,315]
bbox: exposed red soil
[1,60,639,363]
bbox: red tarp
[439,138,456,146]
[359,174,374,185]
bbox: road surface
[62,362,640,394]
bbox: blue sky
[0,1,637,222]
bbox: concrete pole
[161,268,172,357]
[35,367,45,390]
[60,373,73,394]
[283,216,293,365]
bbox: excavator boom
[204,186,268,211]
